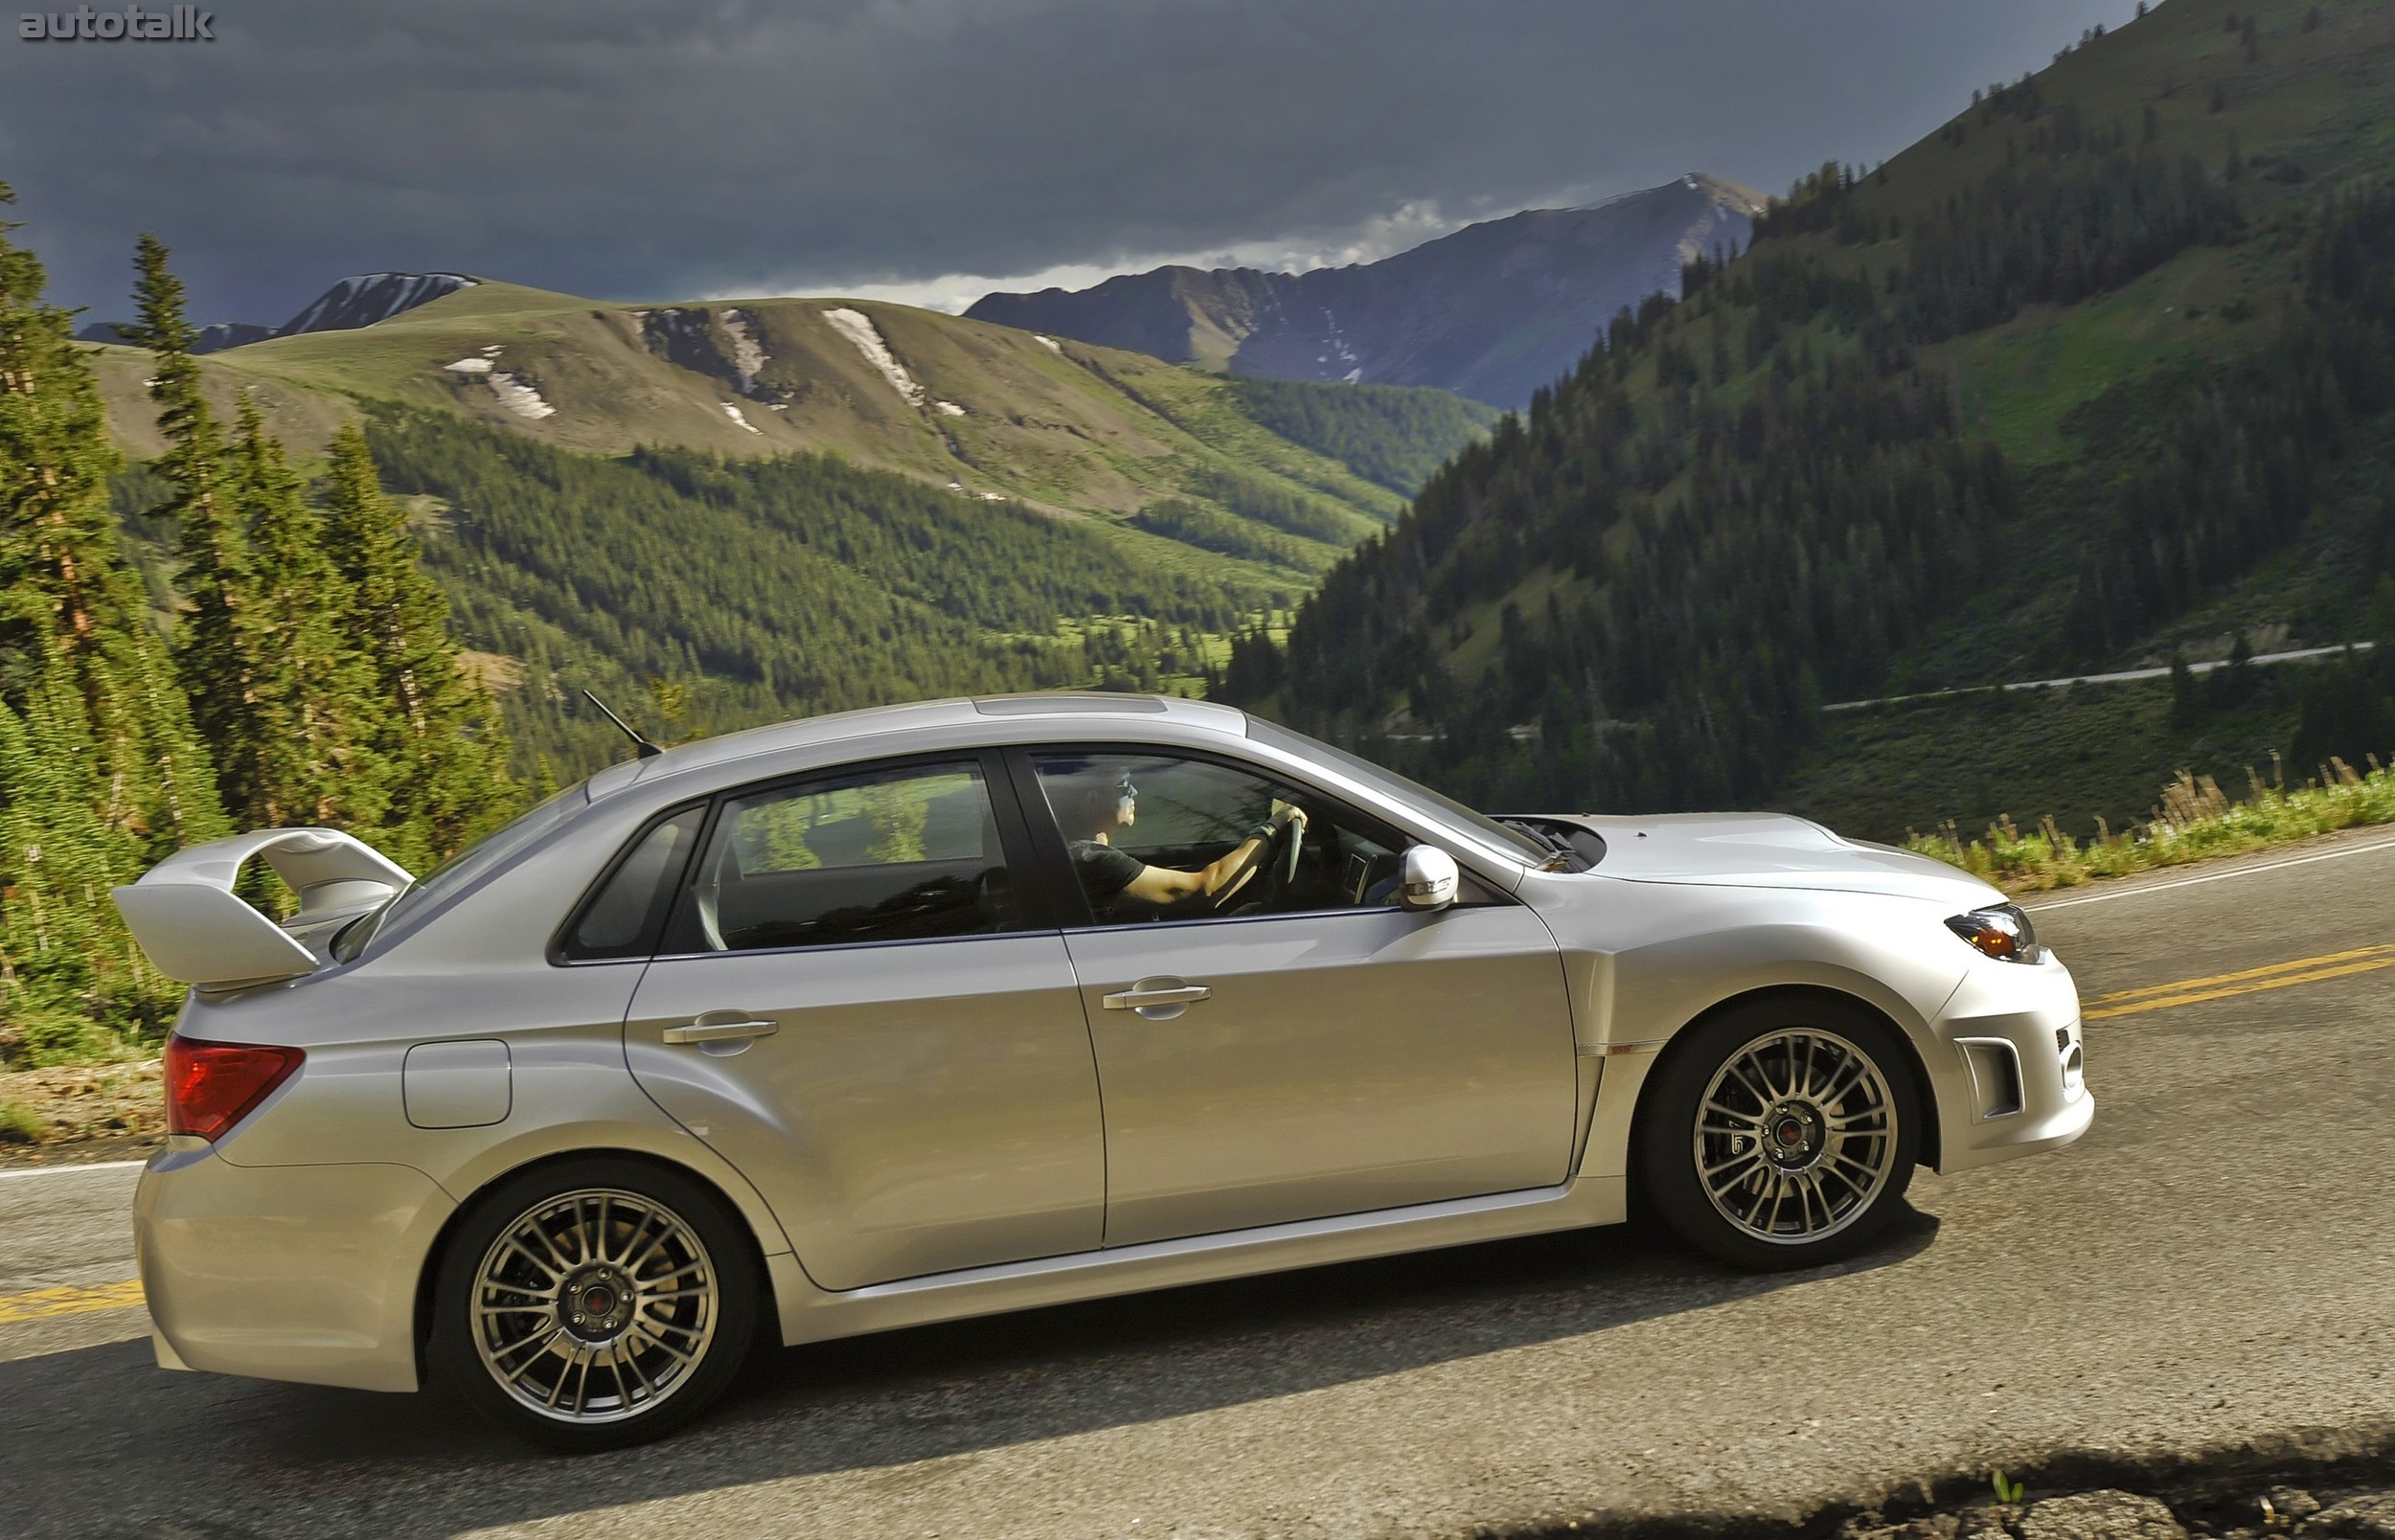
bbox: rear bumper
[135,1143,454,1393]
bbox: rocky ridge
[967,173,1766,408]
[75,269,477,355]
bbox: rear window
[376,782,585,936]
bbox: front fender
[1520,875,1974,1181]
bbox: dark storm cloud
[2,0,2120,323]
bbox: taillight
[164,1036,305,1142]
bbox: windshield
[1243,716,1551,866]
[348,782,586,953]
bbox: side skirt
[772,1174,1627,1348]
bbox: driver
[1054,769,1306,918]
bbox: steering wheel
[1218,812,1305,915]
[1274,810,1306,889]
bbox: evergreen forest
[2,208,514,1063]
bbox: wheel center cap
[1761,1101,1823,1167]
[562,1267,632,1342]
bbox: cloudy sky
[3,0,2123,327]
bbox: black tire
[429,1157,761,1453]
[1636,997,1921,1272]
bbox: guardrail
[1823,641,2380,713]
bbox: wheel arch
[410,1145,783,1381]
[1627,983,1942,1187]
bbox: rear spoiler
[112,828,415,990]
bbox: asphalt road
[5,831,2393,1539]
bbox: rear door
[620,753,1106,1291]
[1013,746,1579,1249]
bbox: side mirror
[1398,845,1459,912]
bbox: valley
[81,280,1494,770]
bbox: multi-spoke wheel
[431,1160,758,1451]
[1638,999,1921,1271]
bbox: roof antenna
[582,689,665,759]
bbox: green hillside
[81,282,1495,774]
[1246,0,2395,831]
[372,411,1266,769]
[84,283,1463,525]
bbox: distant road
[6,829,2395,1538]
[1824,639,2380,712]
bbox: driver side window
[1028,750,1405,925]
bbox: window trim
[1000,741,1508,934]
[644,747,1058,963]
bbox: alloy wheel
[1692,1028,1899,1245]
[468,1187,721,1424]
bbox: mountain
[966,174,1766,409]
[1242,0,2395,841]
[72,270,476,357]
[75,319,272,354]
[82,277,1496,771]
[273,270,478,336]
[82,280,1482,525]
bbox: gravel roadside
[0,1059,164,1166]
[1512,1456,2395,1540]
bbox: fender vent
[1954,1037,2024,1120]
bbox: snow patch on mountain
[445,357,493,374]
[721,402,761,433]
[488,373,555,419]
[822,307,924,407]
[719,309,768,393]
[1035,334,1062,352]
[936,400,967,417]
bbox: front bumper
[1929,950,2094,1173]
[135,1142,454,1393]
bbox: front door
[1015,747,1579,1249]
[625,755,1105,1291]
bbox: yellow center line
[0,1278,147,1325]
[2086,957,2395,1020]
[2088,942,2395,1008]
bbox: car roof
[595,692,1250,795]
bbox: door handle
[663,1017,781,1045]
[1101,982,1211,1018]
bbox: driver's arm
[1117,805,1306,907]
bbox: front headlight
[1946,902,2040,963]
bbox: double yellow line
[0,1278,146,1325]
[2084,942,2395,1020]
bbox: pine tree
[321,421,513,865]
[125,235,270,820]
[0,190,227,1051]
[225,395,389,833]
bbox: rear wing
[112,828,415,991]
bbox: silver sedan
[114,693,2091,1450]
